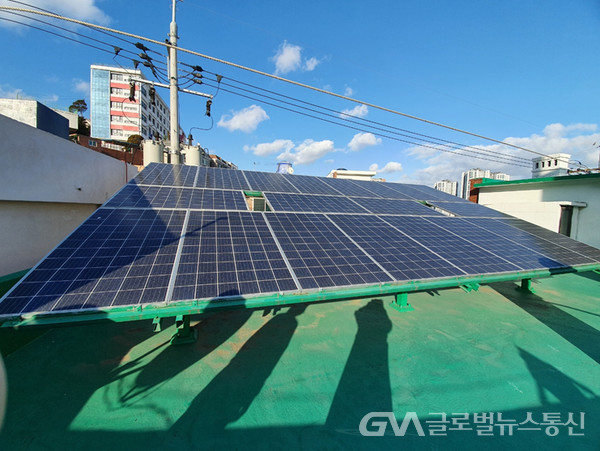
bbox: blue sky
[1,0,600,185]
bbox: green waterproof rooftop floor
[0,272,599,450]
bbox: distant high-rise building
[90,64,170,141]
[531,153,571,178]
[460,169,510,199]
[434,179,458,196]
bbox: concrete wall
[478,177,600,248]
[0,113,138,276]
[0,99,69,139]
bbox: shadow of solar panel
[0,209,186,315]
[352,198,443,216]
[381,215,520,274]
[429,201,509,218]
[329,214,466,281]
[171,211,297,300]
[265,213,392,289]
[266,193,369,214]
[243,170,299,193]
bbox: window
[541,161,545,168]
[535,162,539,168]
[88,139,97,147]
[141,86,147,97]
[554,159,558,166]
[111,73,123,81]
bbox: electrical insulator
[149,86,156,105]
[205,100,212,117]
[128,82,136,102]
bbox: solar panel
[328,214,465,280]
[171,211,298,300]
[243,170,300,193]
[265,213,392,289]
[1,163,599,327]
[382,215,521,274]
[265,192,369,214]
[351,198,443,216]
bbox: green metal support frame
[170,315,197,345]
[390,292,414,312]
[1,263,599,329]
[519,278,534,293]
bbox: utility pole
[168,0,180,161]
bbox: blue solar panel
[405,184,467,202]
[425,217,566,270]
[284,174,342,195]
[171,211,297,299]
[189,189,248,211]
[319,178,384,198]
[243,170,300,193]
[382,216,521,274]
[131,162,197,187]
[198,167,251,190]
[329,214,465,280]
[471,218,600,265]
[265,193,369,214]
[265,213,392,289]
[352,198,443,216]
[0,209,186,315]
[339,179,410,199]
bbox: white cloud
[277,139,336,165]
[401,122,600,187]
[272,41,302,75]
[325,159,335,164]
[73,79,89,94]
[370,162,403,174]
[0,85,27,99]
[344,87,354,97]
[348,132,381,151]
[340,104,368,119]
[0,0,110,27]
[244,139,294,157]
[271,41,321,75]
[218,105,269,133]
[304,57,320,71]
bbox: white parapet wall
[0,113,138,276]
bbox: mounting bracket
[390,292,414,313]
[170,315,197,345]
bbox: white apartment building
[460,169,510,199]
[434,179,458,196]
[531,153,571,178]
[90,64,170,142]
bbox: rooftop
[0,270,598,449]
[475,172,600,188]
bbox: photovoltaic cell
[265,213,392,289]
[266,192,369,214]
[284,174,342,195]
[189,189,248,211]
[171,211,297,300]
[405,184,468,202]
[106,185,193,209]
[243,170,300,193]
[425,217,566,270]
[203,167,251,190]
[319,178,384,198]
[347,179,418,199]
[352,198,443,216]
[471,218,599,265]
[131,162,197,187]
[382,215,520,274]
[0,208,186,315]
[329,214,464,280]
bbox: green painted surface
[474,172,600,188]
[0,272,598,449]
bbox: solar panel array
[2,162,599,322]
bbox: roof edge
[475,172,600,188]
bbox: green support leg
[390,292,414,313]
[170,315,197,345]
[519,278,534,293]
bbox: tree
[68,99,88,116]
[127,134,143,149]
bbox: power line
[0,5,572,166]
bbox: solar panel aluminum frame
[1,261,598,328]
